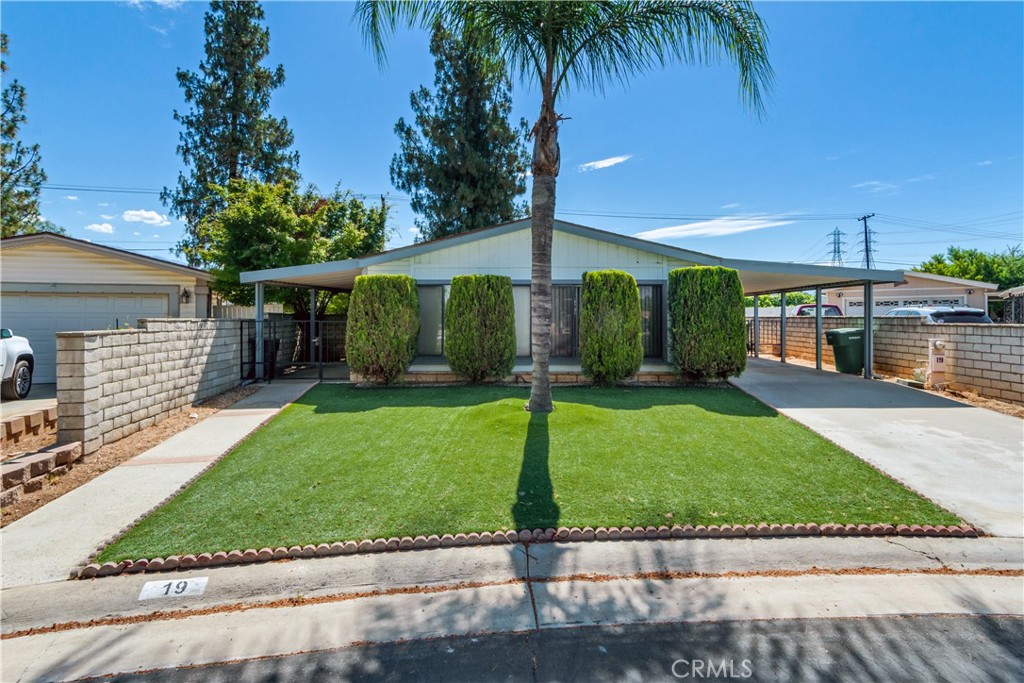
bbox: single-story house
[824,271,998,316]
[241,219,905,378]
[0,232,211,383]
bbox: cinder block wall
[56,319,242,454]
[749,317,1024,405]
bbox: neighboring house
[0,232,211,383]
[824,271,998,316]
[242,219,903,372]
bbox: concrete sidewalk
[733,358,1024,537]
[0,380,316,589]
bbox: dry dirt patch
[1,385,260,526]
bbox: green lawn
[99,384,960,562]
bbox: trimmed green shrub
[579,270,643,385]
[444,275,516,382]
[346,274,419,384]
[668,266,746,381]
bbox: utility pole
[828,227,846,267]
[858,213,876,269]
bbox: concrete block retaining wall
[56,319,242,454]
[750,317,1024,405]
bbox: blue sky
[3,0,1022,269]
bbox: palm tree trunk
[528,99,560,413]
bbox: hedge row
[579,270,643,385]
[668,266,746,381]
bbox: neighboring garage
[0,232,211,384]
[825,270,997,316]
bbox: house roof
[900,270,999,290]
[240,218,906,295]
[1,232,212,281]
[998,285,1024,298]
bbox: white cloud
[852,180,899,193]
[907,174,935,183]
[977,160,992,166]
[100,214,116,220]
[133,231,142,236]
[825,155,840,161]
[635,215,794,240]
[720,203,740,209]
[123,209,171,226]
[64,195,79,201]
[125,0,185,8]
[152,234,160,239]
[407,227,420,235]
[85,223,115,234]
[98,202,111,207]
[577,154,632,172]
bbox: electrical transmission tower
[828,227,846,266]
[857,213,877,269]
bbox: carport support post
[815,286,823,370]
[309,288,317,364]
[752,296,760,358]
[779,293,787,363]
[863,281,875,379]
[254,282,265,380]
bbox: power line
[857,214,876,269]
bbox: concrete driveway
[733,359,1024,537]
[0,382,56,420]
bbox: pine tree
[390,23,530,242]
[1,33,50,238]
[161,1,299,267]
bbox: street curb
[72,522,980,579]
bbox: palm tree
[357,1,772,412]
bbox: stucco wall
[750,316,1024,405]
[56,319,242,454]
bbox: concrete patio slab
[733,359,1024,537]
[0,380,316,589]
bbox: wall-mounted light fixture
[180,288,191,304]
[966,289,974,295]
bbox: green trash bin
[825,328,865,375]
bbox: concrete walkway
[733,358,1024,537]
[0,380,316,588]
[0,382,56,420]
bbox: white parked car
[884,306,993,324]
[1,328,35,400]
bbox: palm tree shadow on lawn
[512,411,560,530]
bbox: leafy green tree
[917,246,1024,291]
[743,292,815,307]
[358,1,772,412]
[202,180,389,319]
[1,33,49,238]
[392,22,530,242]
[162,1,299,267]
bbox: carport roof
[239,219,905,295]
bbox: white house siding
[367,227,697,283]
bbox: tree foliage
[358,1,772,412]
[162,1,299,267]
[346,275,420,384]
[669,266,746,381]
[1,33,50,238]
[743,292,815,307]
[391,22,530,242]
[202,180,388,319]
[916,246,1024,292]
[579,270,643,385]
[444,275,517,382]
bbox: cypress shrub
[579,269,644,385]
[345,274,419,384]
[444,275,516,382]
[668,266,746,381]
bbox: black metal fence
[239,317,347,380]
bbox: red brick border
[72,521,979,579]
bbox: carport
[239,219,906,380]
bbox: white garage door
[1,293,169,383]
[844,295,966,316]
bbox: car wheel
[1,360,32,400]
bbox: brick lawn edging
[1,442,83,507]
[2,408,58,449]
[72,521,980,579]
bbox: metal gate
[240,318,348,381]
